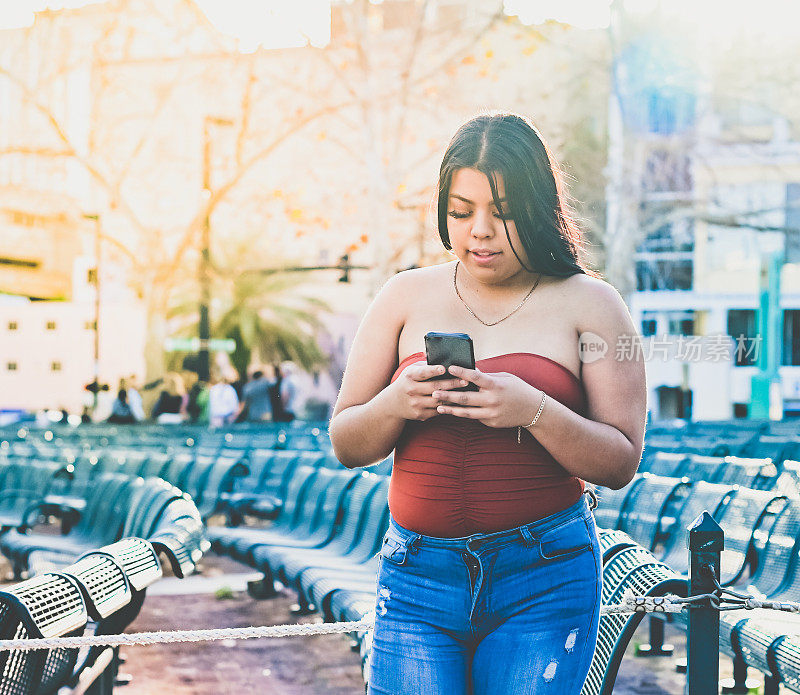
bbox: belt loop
[519,525,536,548]
[407,534,420,554]
[584,488,598,511]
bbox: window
[51,362,62,372]
[667,311,694,336]
[636,259,693,291]
[784,310,800,366]
[727,309,757,366]
[7,321,17,330]
[733,403,749,418]
[641,311,658,337]
[641,319,657,337]
[643,150,692,193]
[638,220,694,254]
[6,362,17,371]
[46,321,56,330]
[787,183,800,264]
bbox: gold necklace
[453,261,541,327]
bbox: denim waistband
[387,493,592,551]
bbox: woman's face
[446,167,532,285]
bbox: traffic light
[84,381,109,394]
[338,254,350,283]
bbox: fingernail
[437,406,445,413]
[460,380,468,386]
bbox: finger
[446,366,491,388]
[407,363,447,381]
[436,404,481,418]
[415,407,441,421]
[423,379,470,393]
[432,390,479,406]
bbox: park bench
[737,433,797,464]
[656,481,733,572]
[0,572,87,695]
[717,498,800,693]
[0,460,66,533]
[591,474,645,530]
[211,466,334,562]
[239,468,366,570]
[210,465,322,561]
[580,545,687,694]
[617,474,691,551]
[246,473,385,600]
[150,512,208,578]
[176,456,248,520]
[1,474,139,577]
[218,450,329,522]
[297,479,390,617]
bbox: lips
[470,250,500,257]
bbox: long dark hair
[437,113,597,278]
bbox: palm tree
[216,270,329,377]
[167,261,330,379]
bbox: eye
[448,210,471,219]
[493,209,513,220]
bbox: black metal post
[198,123,212,383]
[687,511,723,695]
[635,616,674,656]
[84,213,101,411]
[198,116,233,382]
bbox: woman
[208,372,241,427]
[151,372,187,423]
[329,113,647,694]
[107,388,135,424]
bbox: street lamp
[83,213,101,411]
[199,116,234,382]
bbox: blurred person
[187,378,209,423]
[208,372,240,427]
[121,376,145,422]
[196,380,211,423]
[279,362,298,422]
[107,388,136,424]
[241,367,275,422]
[151,372,187,423]
[80,406,93,424]
[268,363,294,423]
[231,368,246,401]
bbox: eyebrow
[449,194,507,205]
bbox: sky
[0,0,613,45]
[0,0,798,47]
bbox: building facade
[608,5,800,421]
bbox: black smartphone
[424,332,479,392]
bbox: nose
[470,210,495,239]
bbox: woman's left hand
[434,365,543,429]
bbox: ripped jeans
[367,495,601,694]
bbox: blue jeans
[367,495,602,694]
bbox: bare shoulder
[383,262,453,301]
[370,262,452,323]
[560,272,624,302]
[559,273,631,330]
[391,262,453,286]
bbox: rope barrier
[1,591,798,652]
[0,619,374,652]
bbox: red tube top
[389,352,587,537]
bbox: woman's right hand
[388,361,470,421]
